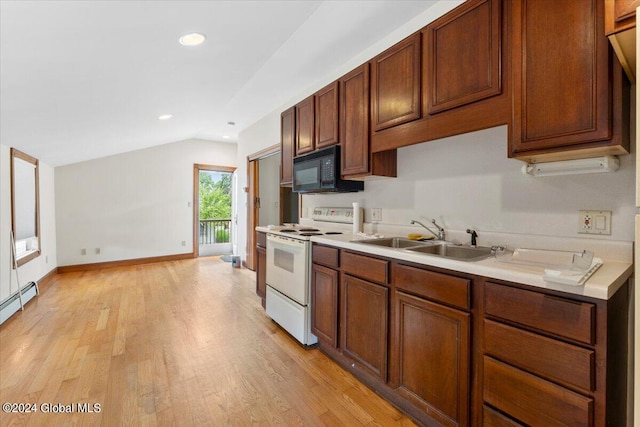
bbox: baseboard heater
[0,282,38,325]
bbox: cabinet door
[509,0,622,156]
[311,264,339,347]
[315,81,339,149]
[256,246,267,300]
[605,0,640,35]
[295,95,315,155]
[280,107,295,185]
[341,273,388,381]
[371,33,421,131]
[425,0,501,114]
[340,64,370,176]
[394,291,470,427]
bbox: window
[10,148,40,266]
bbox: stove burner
[298,228,319,232]
[279,229,297,233]
[299,232,323,236]
[324,231,343,235]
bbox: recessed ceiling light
[179,33,206,46]
[227,121,235,126]
[223,135,230,139]
[158,114,173,120]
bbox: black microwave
[292,146,364,193]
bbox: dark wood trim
[192,164,237,258]
[57,253,194,274]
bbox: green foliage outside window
[199,172,232,220]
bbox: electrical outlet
[81,248,87,255]
[95,248,101,254]
[578,210,611,235]
[181,240,186,246]
[371,208,382,222]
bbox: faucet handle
[431,219,444,232]
[466,229,479,247]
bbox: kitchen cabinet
[509,0,630,162]
[295,95,315,156]
[340,251,389,382]
[255,231,267,307]
[315,81,340,149]
[391,263,471,427]
[311,244,340,348]
[425,0,501,115]
[370,33,421,131]
[310,242,629,427]
[341,273,389,381]
[340,64,397,178]
[370,0,509,153]
[605,0,639,35]
[605,0,638,83]
[280,107,295,185]
[481,281,629,427]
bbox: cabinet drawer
[393,263,469,309]
[483,405,524,427]
[341,251,388,285]
[484,319,594,391]
[312,244,339,268]
[484,282,595,345]
[483,357,593,426]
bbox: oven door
[266,234,309,305]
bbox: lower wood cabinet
[311,263,339,348]
[394,291,470,427]
[341,273,389,382]
[308,245,629,427]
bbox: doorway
[245,146,300,270]
[193,164,236,257]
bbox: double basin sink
[352,237,493,262]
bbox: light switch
[595,215,606,230]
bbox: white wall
[55,138,236,266]
[302,125,636,242]
[0,144,57,304]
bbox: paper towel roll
[352,202,361,234]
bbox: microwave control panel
[321,157,334,183]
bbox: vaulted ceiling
[0,1,440,166]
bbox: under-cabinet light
[521,156,620,177]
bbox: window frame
[10,148,41,266]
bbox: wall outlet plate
[578,210,611,235]
[371,208,382,222]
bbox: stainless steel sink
[406,244,493,261]
[353,237,434,248]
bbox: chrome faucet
[410,219,446,241]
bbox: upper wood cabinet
[340,64,371,176]
[295,95,315,155]
[605,0,640,35]
[370,33,421,131]
[280,107,295,185]
[425,0,501,114]
[315,81,340,149]
[340,64,397,178]
[509,0,630,162]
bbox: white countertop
[307,232,632,300]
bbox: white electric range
[260,207,357,346]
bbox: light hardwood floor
[0,257,417,426]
